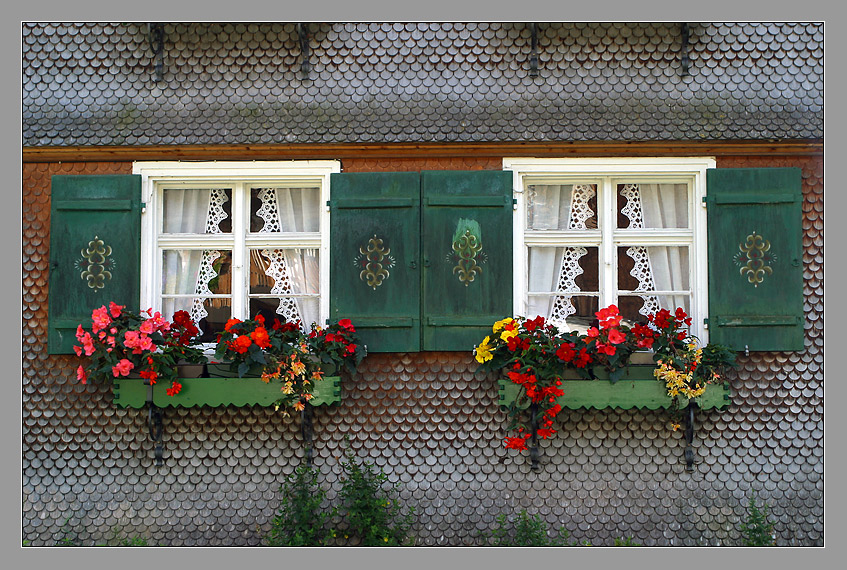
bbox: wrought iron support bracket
[682,401,697,472]
[680,23,690,76]
[529,23,539,77]
[298,23,311,79]
[528,402,541,473]
[145,381,164,466]
[148,23,165,83]
[301,400,314,468]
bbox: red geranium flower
[166,382,182,396]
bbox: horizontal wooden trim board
[22,140,823,163]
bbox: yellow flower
[493,317,515,333]
[500,328,518,343]
[474,336,493,363]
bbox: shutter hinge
[326,200,331,212]
[701,196,707,208]
[703,318,709,329]
[513,198,518,211]
[141,202,147,213]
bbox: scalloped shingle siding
[22,22,823,147]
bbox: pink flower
[91,306,112,333]
[124,330,155,354]
[75,325,86,342]
[108,302,125,318]
[111,359,134,377]
[80,332,96,356]
[587,327,599,338]
[76,365,88,384]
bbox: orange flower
[224,318,242,332]
[232,335,252,353]
[250,326,271,349]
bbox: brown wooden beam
[22,140,823,163]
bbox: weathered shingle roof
[21,22,823,147]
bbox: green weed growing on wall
[739,494,776,546]
[336,447,415,546]
[265,464,336,546]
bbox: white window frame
[132,160,340,328]
[503,157,715,343]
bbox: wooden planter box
[497,365,731,411]
[113,375,342,409]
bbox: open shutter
[48,175,142,354]
[421,170,513,350]
[329,172,422,352]
[706,167,804,352]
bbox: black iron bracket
[528,402,541,473]
[529,23,539,77]
[148,23,165,83]
[680,23,690,76]
[145,381,164,466]
[301,400,314,468]
[298,23,311,79]
[682,401,697,472]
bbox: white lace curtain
[527,183,687,328]
[161,187,320,332]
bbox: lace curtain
[526,184,594,331]
[161,187,320,333]
[161,189,227,331]
[527,183,687,328]
[254,188,320,329]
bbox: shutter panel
[48,175,142,354]
[329,172,422,352]
[706,167,804,351]
[421,170,513,350]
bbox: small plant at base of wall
[335,446,416,546]
[265,464,337,547]
[739,494,776,546]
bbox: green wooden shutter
[329,172,422,352]
[421,170,513,350]
[706,167,804,352]
[48,175,142,354]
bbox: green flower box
[113,375,342,409]
[497,365,731,411]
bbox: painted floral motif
[733,231,777,288]
[75,236,115,291]
[355,235,396,290]
[448,218,485,286]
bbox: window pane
[162,188,232,234]
[161,249,232,342]
[528,246,599,294]
[162,250,232,295]
[250,187,321,233]
[249,248,320,328]
[617,183,688,229]
[526,184,597,230]
[617,246,689,292]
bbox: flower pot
[177,362,207,378]
[206,362,265,378]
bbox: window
[505,158,714,342]
[133,161,339,342]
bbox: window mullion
[600,177,616,309]
[230,182,247,319]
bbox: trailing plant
[482,510,582,546]
[215,315,365,415]
[649,307,737,429]
[337,447,415,546]
[265,464,336,547]
[73,303,204,397]
[474,304,737,450]
[739,494,776,546]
